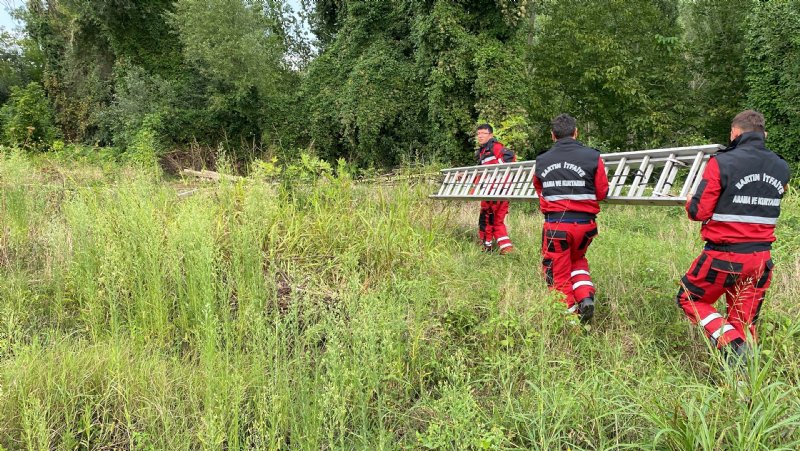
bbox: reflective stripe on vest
[710,213,778,225]
[542,194,597,201]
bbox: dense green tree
[0,29,43,104]
[5,0,796,171]
[22,0,306,155]
[302,0,703,165]
[23,0,177,143]
[169,0,305,152]
[302,0,532,166]
[745,0,800,168]
[682,0,754,144]
[531,0,691,150]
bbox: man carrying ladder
[475,124,517,254]
[676,110,790,365]
[533,114,609,322]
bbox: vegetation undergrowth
[1,152,799,449]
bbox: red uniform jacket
[686,132,790,245]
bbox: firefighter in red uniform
[533,114,609,322]
[475,124,516,254]
[677,110,790,364]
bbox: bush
[100,64,172,152]
[121,114,162,171]
[0,82,57,150]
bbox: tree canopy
[0,0,797,169]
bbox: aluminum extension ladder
[430,144,724,206]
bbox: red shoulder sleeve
[686,157,721,221]
[595,156,609,201]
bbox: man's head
[476,124,494,146]
[730,109,766,142]
[551,114,578,141]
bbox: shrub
[0,82,57,150]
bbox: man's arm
[533,172,543,197]
[686,157,721,221]
[595,157,609,201]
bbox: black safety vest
[476,138,514,165]
[711,132,790,226]
[535,138,599,202]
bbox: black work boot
[578,296,595,323]
[723,339,751,370]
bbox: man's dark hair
[731,110,765,133]
[551,114,577,139]
[477,123,493,134]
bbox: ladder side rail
[608,144,723,159]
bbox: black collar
[727,131,766,151]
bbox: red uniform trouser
[541,221,598,310]
[479,201,512,250]
[677,249,773,347]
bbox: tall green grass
[1,151,799,449]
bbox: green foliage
[682,0,754,144]
[745,0,800,170]
[170,0,285,96]
[487,114,532,161]
[9,0,800,171]
[169,0,307,153]
[0,82,56,150]
[21,0,307,156]
[249,156,282,181]
[302,2,424,167]
[533,0,691,150]
[100,63,172,151]
[284,151,333,182]
[0,29,43,105]
[121,114,162,172]
[250,152,335,185]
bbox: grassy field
[1,150,799,450]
